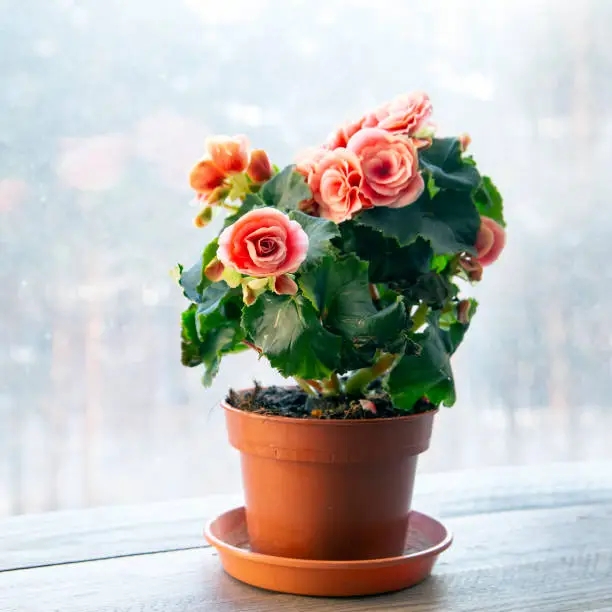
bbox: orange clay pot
[223,397,436,561]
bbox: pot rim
[222,397,438,427]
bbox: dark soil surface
[226,382,434,419]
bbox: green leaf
[386,326,456,411]
[398,272,456,310]
[260,165,311,212]
[419,137,481,192]
[181,305,203,367]
[337,223,433,284]
[242,294,342,379]
[356,189,480,255]
[474,175,505,227]
[426,172,441,199]
[436,302,477,355]
[431,254,449,273]
[289,210,340,264]
[360,299,408,355]
[299,255,375,339]
[222,193,265,229]
[178,239,219,302]
[181,288,245,386]
[299,254,409,368]
[197,282,231,317]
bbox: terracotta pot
[223,396,436,561]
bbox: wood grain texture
[1,503,611,611]
[1,462,611,611]
[2,461,611,572]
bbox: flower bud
[204,257,225,282]
[272,274,298,296]
[459,257,483,282]
[194,206,213,228]
[246,149,273,183]
[458,133,471,152]
[457,299,471,324]
[207,186,230,205]
[242,277,269,306]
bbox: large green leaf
[197,282,231,317]
[337,223,433,283]
[397,272,457,310]
[356,189,480,255]
[181,305,203,367]
[299,254,409,366]
[358,298,408,355]
[419,137,481,192]
[178,239,219,302]
[181,306,241,385]
[299,255,376,339]
[260,165,311,212]
[386,326,456,411]
[181,284,246,386]
[289,210,339,264]
[474,175,505,227]
[242,294,342,379]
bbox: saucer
[204,507,452,597]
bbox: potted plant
[177,92,505,574]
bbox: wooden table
[2,462,611,611]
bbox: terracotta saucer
[204,507,452,597]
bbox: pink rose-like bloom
[327,117,366,150]
[217,207,309,277]
[206,135,250,174]
[347,128,424,208]
[369,92,433,137]
[475,217,506,267]
[308,148,370,223]
[295,146,326,182]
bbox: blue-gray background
[1,0,611,516]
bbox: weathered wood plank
[2,462,611,572]
[1,502,610,612]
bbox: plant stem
[307,379,324,394]
[344,353,399,396]
[295,377,318,396]
[369,283,381,307]
[322,372,342,396]
[221,202,240,213]
[411,302,429,332]
[242,340,262,354]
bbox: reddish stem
[242,340,262,354]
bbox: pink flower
[347,128,424,208]
[308,148,370,223]
[370,92,433,137]
[295,147,326,182]
[475,217,506,267]
[295,147,327,215]
[327,117,366,150]
[189,160,226,195]
[217,207,309,277]
[206,135,250,174]
[189,134,252,197]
